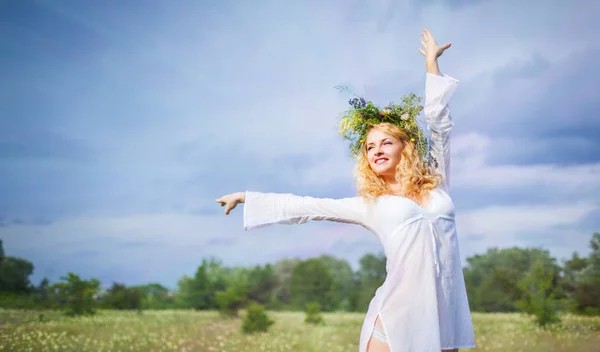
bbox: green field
[0,309,599,352]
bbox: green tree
[214,281,247,318]
[213,268,249,317]
[0,256,34,293]
[350,253,387,312]
[318,255,355,311]
[102,282,143,311]
[246,264,277,305]
[36,277,52,308]
[290,258,335,311]
[178,257,228,310]
[270,258,300,309]
[52,273,101,316]
[139,283,174,309]
[570,233,600,315]
[174,275,194,308]
[463,247,562,312]
[0,242,38,309]
[188,259,215,309]
[516,259,562,327]
[561,252,588,294]
[0,239,5,264]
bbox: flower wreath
[335,86,432,165]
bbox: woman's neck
[387,180,404,196]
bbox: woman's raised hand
[216,192,245,215]
[418,28,451,62]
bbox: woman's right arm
[243,191,371,231]
[217,191,372,231]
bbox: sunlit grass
[0,309,598,351]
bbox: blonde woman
[216,29,475,352]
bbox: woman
[216,29,476,352]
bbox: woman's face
[365,128,404,179]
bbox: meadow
[0,309,599,352]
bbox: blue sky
[1,0,599,289]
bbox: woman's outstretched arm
[418,28,460,192]
[216,191,372,231]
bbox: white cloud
[455,201,598,263]
[451,133,600,195]
[457,203,597,242]
[449,131,600,261]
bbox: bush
[52,273,101,317]
[304,301,324,325]
[102,283,143,311]
[516,260,561,327]
[242,303,274,333]
[0,293,43,310]
[215,286,246,318]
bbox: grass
[0,309,598,351]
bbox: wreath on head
[335,85,431,164]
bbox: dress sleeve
[243,191,371,231]
[424,72,460,192]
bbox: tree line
[1,233,599,323]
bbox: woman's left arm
[418,29,460,192]
[424,63,459,192]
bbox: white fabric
[242,73,476,352]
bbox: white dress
[242,73,476,351]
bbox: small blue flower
[348,97,367,109]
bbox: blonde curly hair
[354,122,441,205]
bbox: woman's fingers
[420,28,452,58]
[224,202,238,215]
[216,197,230,214]
[216,193,241,215]
[424,28,433,41]
[438,42,452,57]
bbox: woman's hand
[418,28,451,75]
[418,28,451,62]
[216,192,245,215]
